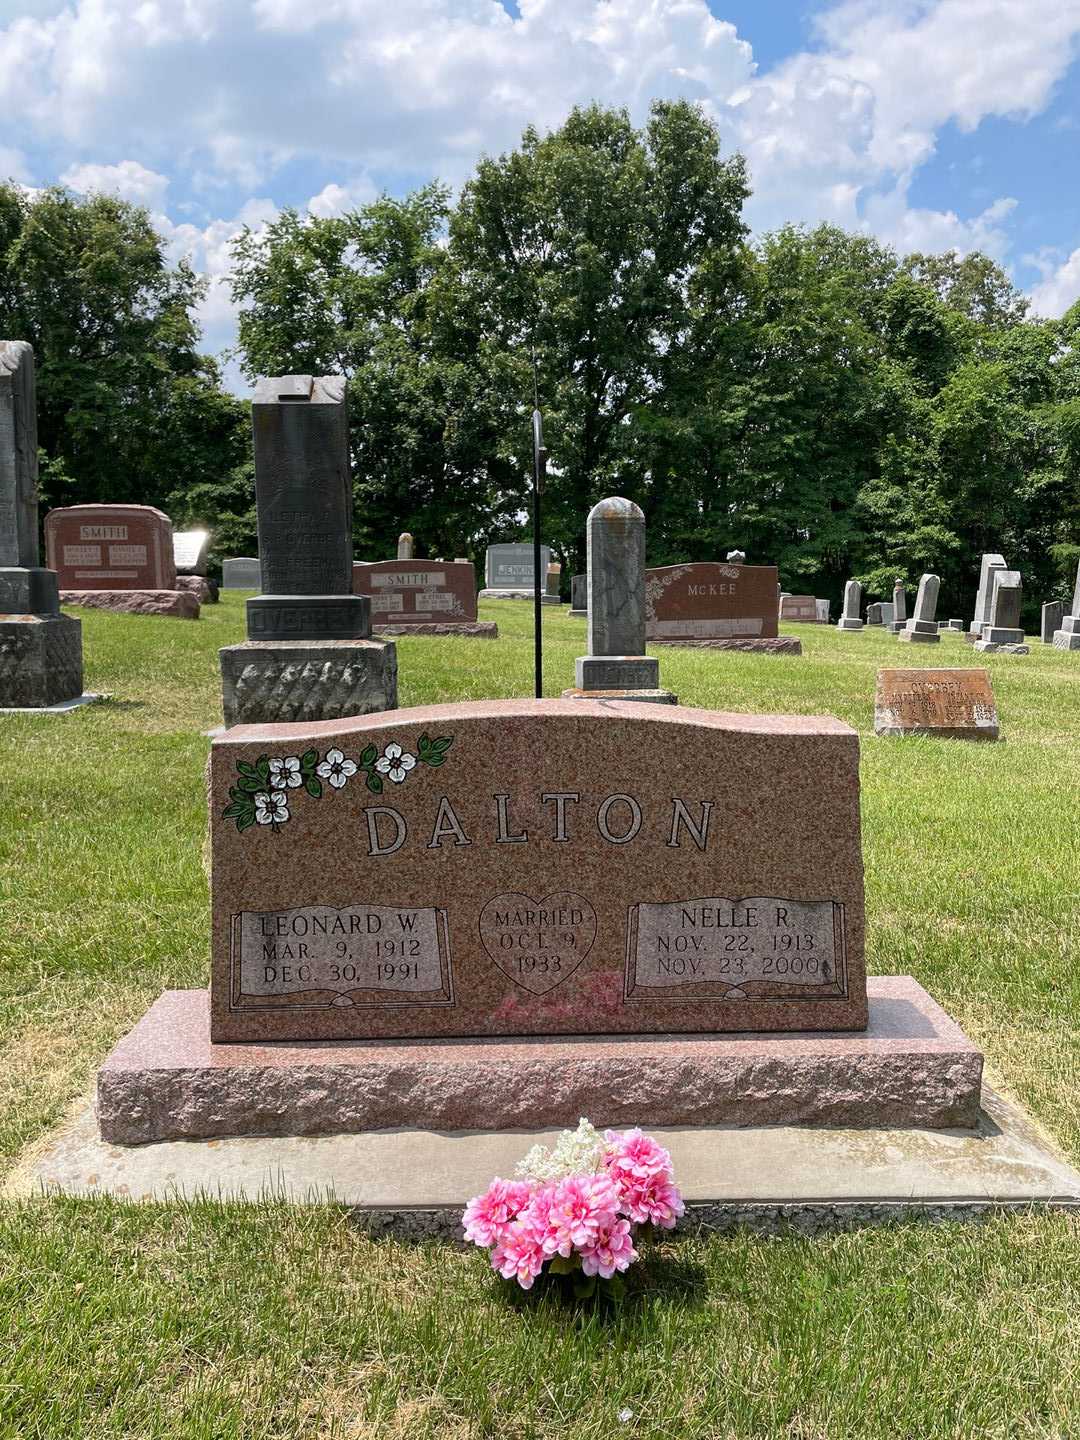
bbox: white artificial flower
[515,1118,610,1182]
[375,742,417,784]
[254,791,289,826]
[316,747,357,790]
[269,755,303,790]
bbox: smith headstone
[208,698,868,1042]
[352,559,495,637]
[46,504,177,591]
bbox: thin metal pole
[531,360,545,699]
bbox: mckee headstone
[352,559,496,638]
[1041,602,1063,645]
[874,668,998,741]
[898,574,941,644]
[0,341,86,708]
[480,542,551,600]
[222,557,261,590]
[837,581,864,631]
[1051,561,1080,650]
[397,532,415,560]
[569,572,587,618]
[888,580,907,634]
[218,374,396,727]
[968,553,1007,641]
[644,562,799,654]
[567,497,676,704]
[974,570,1026,653]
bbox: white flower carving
[254,791,290,826]
[375,742,417,784]
[316,747,358,790]
[269,755,303,790]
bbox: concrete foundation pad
[650,637,802,655]
[10,1085,1078,1234]
[96,978,982,1145]
[0,692,104,714]
[374,622,498,639]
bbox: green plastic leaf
[548,1255,580,1276]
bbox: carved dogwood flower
[254,791,290,827]
[375,742,417,784]
[269,756,303,790]
[316,747,358,790]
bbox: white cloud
[307,178,377,219]
[1028,248,1080,317]
[862,187,1017,261]
[0,145,31,183]
[61,159,170,208]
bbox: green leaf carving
[300,748,318,773]
[366,772,384,795]
[304,776,323,798]
[360,744,377,766]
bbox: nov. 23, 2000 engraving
[626,897,847,1001]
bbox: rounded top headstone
[588,496,644,527]
[726,550,746,565]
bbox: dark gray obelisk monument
[0,341,87,709]
[218,374,396,726]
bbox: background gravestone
[569,572,587,617]
[645,562,798,653]
[544,561,563,605]
[968,553,1007,641]
[837,580,864,631]
[569,497,675,703]
[779,595,817,622]
[397,532,414,560]
[888,580,907,634]
[0,341,85,708]
[1051,561,1080,650]
[974,570,1027,653]
[898,573,941,644]
[1041,601,1064,644]
[174,530,210,575]
[479,542,551,599]
[352,559,495,637]
[222,557,261,590]
[218,374,396,726]
[46,503,177,591]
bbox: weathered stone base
[837,619,864,631]
[887,621,906,635]
[568,609,587,619]
[96,977,982,1145]
[0,612,84,706]
[650,636,802,655]
[175,575,218,604]
[18,1086,1079,1225]
[1052,629,1080,650]
[561,687,679,705]
[61,588,199,619]
[478,589,535,600]
[897,629,940,644]
[374,621,498,639]
[576,654,659,689]
[974,641,1030,655]
[218,637,397,727]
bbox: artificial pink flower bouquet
[462,1119,684,1294]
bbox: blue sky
[3,0,1080,381]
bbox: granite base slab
[568,609,587,619]
[14,1086,1078,1233]
[477,589,535,600]
[374,622,498,639]
[61,589,199,619]
[897,630,940,644]
[650,637,802,655]
[0,692,103,714]
[1052,631,1080,651]
[96,978,982,1145]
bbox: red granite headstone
[352,559,478,624]
[645,563,779,641]
[779,595,819,623]
[45,504,176,591]
[208,698,867,1043]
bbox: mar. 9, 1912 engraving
[625,897,847,1001]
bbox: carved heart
[478,891,597,995]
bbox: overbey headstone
[874,668,998,740]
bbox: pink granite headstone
[352,559,478,624]
[45,504,176,591]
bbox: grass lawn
[0,593,1077,1439]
